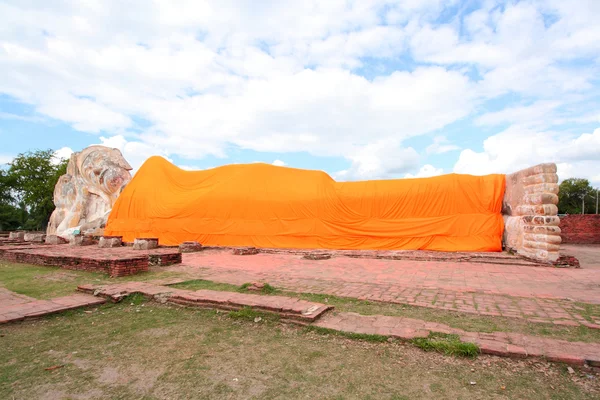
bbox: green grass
[228,307,279,322]
[412,332,480,358]
[124,293,147,306]
[0,260,188,299]
[1,301,597,399]
[304,325,389,343]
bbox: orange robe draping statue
[105,156,505,251]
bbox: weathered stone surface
[502,163,561,262]
[45,235,69,245]
[9,232,25,240]
[179,241,202,253]
[47,145,132,241]
[303,253,332,260]
[232,247,260,255]
[246,282,265,291]
[23,233,46,243]
[554,255,581,268]
[98,236,123,248]
[71,235,95,246]
[133,238,159,250]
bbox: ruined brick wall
[560,215,600,244]
[0,249,148,277]
[502,163,561,262]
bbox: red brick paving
[0,287,36,306]
[77,281,332,322]
[162,248,600,327]
[315,312,600,367]
[0,290,106,324]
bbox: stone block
[303,253,332,260]
[71,235,95,246]
[9,231,25,240]
[232,247,260,255]
[98,236,123,248]
[24,233,46,242]
[45,235,68,245]
[133,238,159,250]
[179,241,202,253]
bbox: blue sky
[0,0,599,185]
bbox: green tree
[558,178,596,214]
[6,150,68,230]
[0,169,23,231]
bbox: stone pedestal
[9,231,25,241]
[133,238,159,250]
[98,236,123,248]
[45,235,69,245]
[24,233,46,243]
[503,163,561,262]
[179,241,203,253]
[71,234,95,246]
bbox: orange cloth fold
[105,156,505,251]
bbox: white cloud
[410,1,599,97]
[0,111,43,122]
[97,135,171,173]
[0,0,476,177]
[334,140,419,181]
[51,146,73,165]
[454,127,600,185]
[272,159,286,167]
[404,164,444,179]
[426,136,460,154]
[0,154,13,165]
[0,0,599,181]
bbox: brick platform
[78,281,332,323]
[0,291,106,324]
[0,244,182,277]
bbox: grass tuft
[123,293,146,306]
[411,332,479,358]
[238,282,278,294]
[228,307,278,322]
[261,283,277,294]
[304,325,389,343]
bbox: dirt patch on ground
[140,327,171,338]
[34,271,81,282]
[97,364,165,394]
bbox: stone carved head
[47,145,133,237]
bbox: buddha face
[79,148,132,200]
